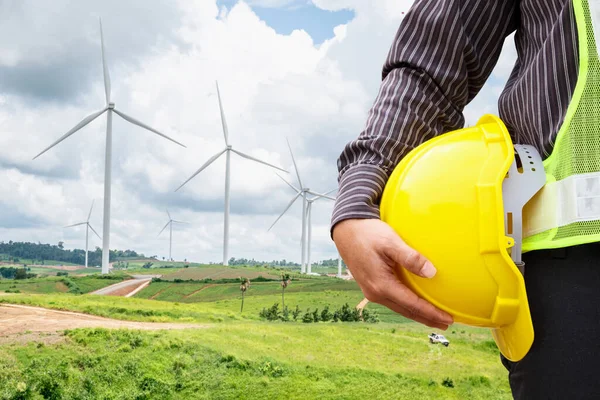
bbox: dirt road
[0,304,207,344]
[90,275,159,297]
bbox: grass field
[0,275,127,295]
[0,257,81,267]
[0,292,511,399]
[0,265,513,399]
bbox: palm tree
[240,277,250,313]
[280,273,291,309]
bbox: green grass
[135,279,358,301]
[0,275,126,295]
[23,267,101,277]
[0,257,81,266]
[0,322,510,399]
[0,293,239,323]
[0,267,513,399]
[163,267,282,281]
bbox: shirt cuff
[330,163,389,234]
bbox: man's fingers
[378,298,449,330]
[382,279,454,325]
[384,235,436,279]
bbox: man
[331,0,600,398]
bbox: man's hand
[333,218,454,330]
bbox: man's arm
[332,0,518,329]
[332,0,518,229]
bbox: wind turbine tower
[64,201,102,268]
[176,81,287,266]
[268,139,335,273]
[33,18,186,274]
[158,209,188,262]
[305,189,336,274]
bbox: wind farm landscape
[0,1,518,399]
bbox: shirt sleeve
[331,0,518,232]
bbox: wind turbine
[305,189,337,274]
[33,18,186,274]
[64,201,102,268]
[268,139,335,273]
[158,209,188,262]
[175,80,287,266]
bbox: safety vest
[522,0,600,251]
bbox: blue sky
[218,0,355,44]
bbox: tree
[58,241,64,250]
[14,268,27,280]
[280,273,291,309]
[240,277,250,313]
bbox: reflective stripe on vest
[522,0,600,251]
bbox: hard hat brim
[491,281,534,362]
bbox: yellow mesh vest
[523,0,600,252]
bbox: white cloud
[0,0,515,264]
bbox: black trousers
[501,243,600,399]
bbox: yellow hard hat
[380,114,545,362]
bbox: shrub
[281,306,290,322]
[312,308,321,322]
[442,377,454,388]
[302,310,314,323]
[56,271,69,277]
[320,306,332,322]
[362,308,380,323]
[292,305,301,321]
[258,303,281,321]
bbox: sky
[0,0,518,264]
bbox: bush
[281,306,290,322]
[362,308,380,323]
[320,306,332,322]
[56,271,69,277]
[258,303,281,321]
[442,377,454,388]
[302,310,314,323]
[258,302,379,324]
[292,305,301,321]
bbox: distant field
[164,267,282,281]
[0,258,81,267]
[135,278,359,302]
[27,267,101,276]
[0,293,239,323]
[0,275,126,295]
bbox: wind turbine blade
[99,18,111,104]
[307,190,336,201]
[231,149,287,173]
[87,200,95,222]
[323,188,338,196]
[158,221,170,236]
[64,222,87,228]
[113,109,186,148]
[166,208,171,220]
[215,81,229,146]
[88,223,102,240]
[276,173,300,193]
[172,220,188,224]
[174,148,227,192]
[33,108,107,160]
[268,192,302,231]
[286,138,303,188]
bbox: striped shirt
[331,0,578,230]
